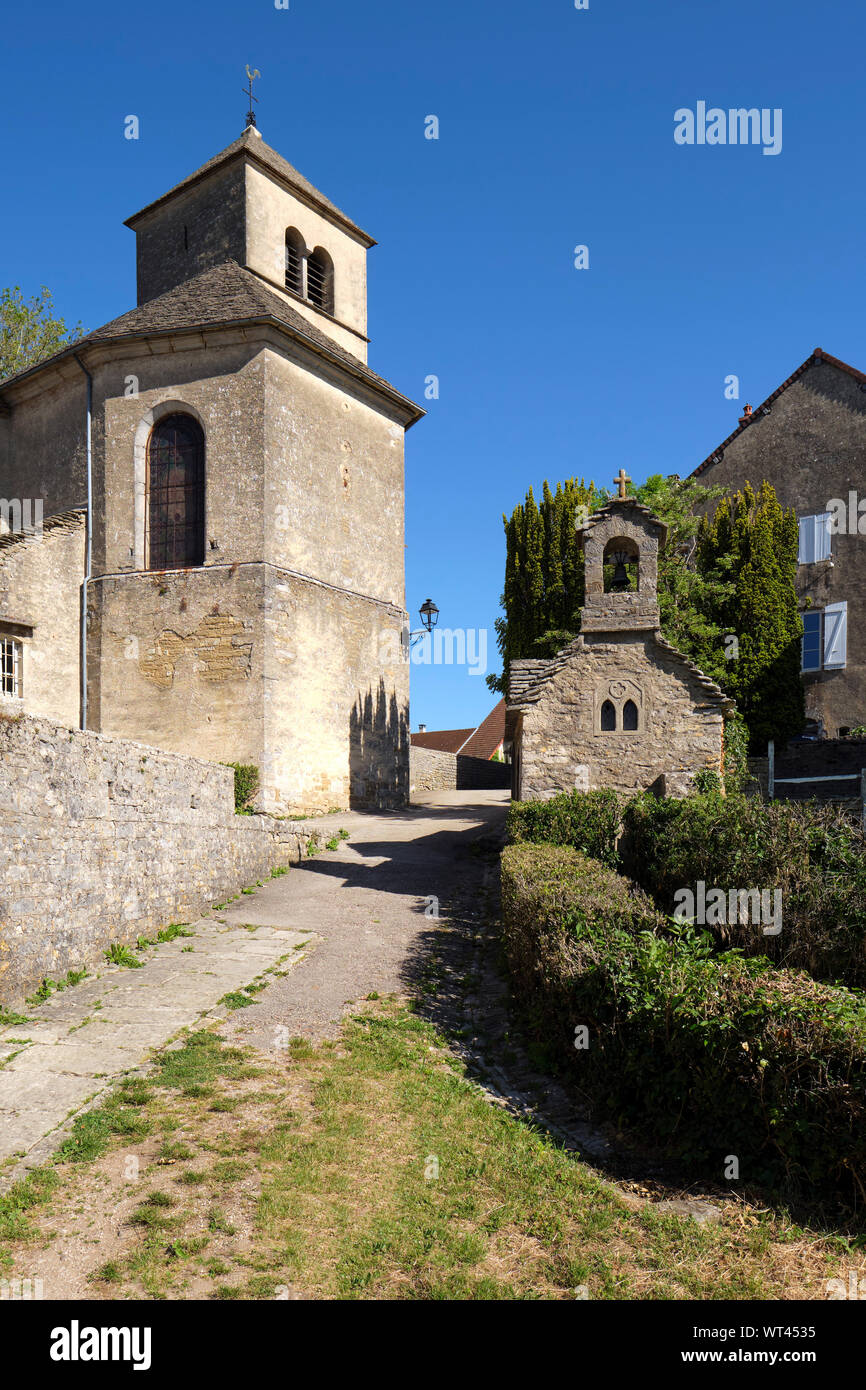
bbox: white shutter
[798,514,832,564]
[823,601,847,669]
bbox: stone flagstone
[0,917,315,1184]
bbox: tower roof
[124,126,376,248]
[0,261,423,424]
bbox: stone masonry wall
[409,746,511,794]
[410,745,457,792]
[0,511,85,727]
[0,715,316,1007]
[518,632,724,800]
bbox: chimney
[739,403,753,424]
[418,723,427,733]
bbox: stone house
[506,494,732,800]
[0,123,423,813]
[691,348,866,738]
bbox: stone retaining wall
[410,745,456,792]
[0,714,316,1006]
[409,745,511,794]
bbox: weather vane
[243,65,261,129]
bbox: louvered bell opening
[285,238,303,295]
[306,254,331,311]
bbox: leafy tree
[0,285,82,382]
[633,473,733,686]
[698,482,803,751]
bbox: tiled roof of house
[691,348,866,479]
[459,698,506,759]
[124,127,375,246]
[410,728,475,753]
[411,700,508,759]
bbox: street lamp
[405,598,439,653]
[418,598,439,632]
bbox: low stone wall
[410,745,511,794]
[410,745,456,792]
[0,714,317,1006]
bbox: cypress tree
[699,482,803,750]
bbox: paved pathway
[0,920,314,1184]
[0,790,508,1187]
[221,789,509,1048]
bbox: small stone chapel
[506,474,732,800]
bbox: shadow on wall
[349,678,409,810]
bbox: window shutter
[816,512,832,562]
[798,514,832,564]
[823,602,847,669]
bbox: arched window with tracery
[600,699,617,732]
[623,699,639,731]
[146,413,205,571]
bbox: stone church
[0,123,423,814]
[507,487,732,800]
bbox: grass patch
[104,943,144,969]
[0,1002,860,1300]
[0,1007,31,1027]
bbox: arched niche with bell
[578,494,667,634]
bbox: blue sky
[2,0,864,731]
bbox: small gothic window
[146,414,205,571]
[603,537,639,593]
[306,247,334,313]
[285,228,304,295]
[601,699,616,731]
[623,699,638,731]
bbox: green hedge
[622,791,866,987]
[506,788,621,868]
[224,763,260,813]
[501,842,866,1205]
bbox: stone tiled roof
[0,262,423,421]
[691,347,866,479]
[507,660,551,701]
[124,127,374,246]
[507,633,733,714]
[0,506,85,555]
[577,498,669,548]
